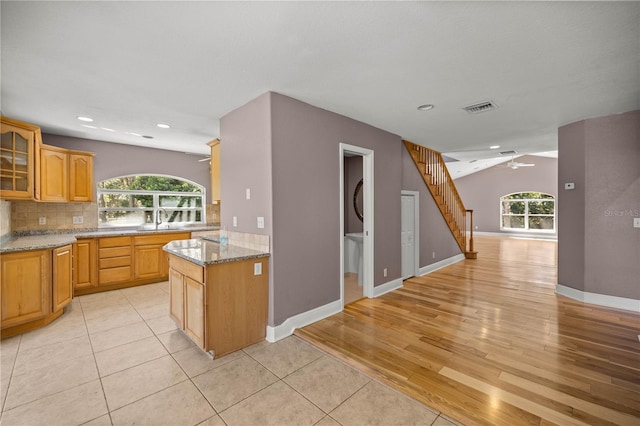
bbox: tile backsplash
[1,200,11,239]
[11,201,99,231]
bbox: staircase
[403,140,477,259]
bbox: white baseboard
[418,254,465,276]
[266,299,342,343]
[556,284,640,312]
[473,231,557,240]
[373,278,403,297]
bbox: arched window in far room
[500,192,555,232]
[97,175,205,228]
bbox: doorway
[340,143,374,308]
[401,191,419,279]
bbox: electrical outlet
[257,217,264,229]
[72,216,84,224]
[634,218,640,228]
[254,262,262,275]
[233,216,237,227]
[432,251,436,259]
[564,182,575,190]
[38,217,46,225]
[383,268,387,277]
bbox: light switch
[634,218,640,228]
[564,182,575,190]
[257,216,264,229]
[254,262,262,275]
[233,216,237,227]
[72,216,84,224]
[246,188,251,200]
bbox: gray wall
[221,92,403,327]
[270,93,402,326]
[401,148,462,266]
[558,110,639,300]
[42,133,212,200]
[454,155,558,235]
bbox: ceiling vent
[500,150,517,155]
[462,101,497,114]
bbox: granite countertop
[0,225,219,253]
[163,238,270,266]
[0,234,78,253]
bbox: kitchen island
[163,238,269,357]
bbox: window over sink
[97,174,205,228]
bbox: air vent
[500,150,517,155]
[462,101,497,114]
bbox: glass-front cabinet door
[0,121,35,199]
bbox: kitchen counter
[163,238,269,266]
[0,225,219,253]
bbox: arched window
[500,192,555,232]
[97,175,205,228]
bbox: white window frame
[500,192,555,233]
[97,174,206,228]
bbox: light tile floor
[0,282,461,426]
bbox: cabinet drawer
[99,256,131,269]
[99,236,131,248]
[99,246,131,259]
[134,232,190,246]
[99,266,131,284]
[169,255,203,283]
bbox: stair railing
[403,140,476,258]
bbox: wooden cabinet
[0,116,39,200]
[1,246,74,338]
[40,145,94,202]
[133,233,190,281]
[0,250,50,329]
[98,236,133,286]
[168,254,268,357]
[68,152,94,202]
[52,245,73,312]
[1,116,94,202]
[73,239,97,290]
[40,145,69,202]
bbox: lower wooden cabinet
[1,245,73,338]
[168,254,268,357]
[1,249,50,329]
[73,239,97,290]
[52,245,73,312]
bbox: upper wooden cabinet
[40,145,69,202]
[1,116,95,202]
[69,151,94,202]
[0,116,40,200]
[208,138,220,202]
[40,145,94,202]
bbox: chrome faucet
[156,208,168,229]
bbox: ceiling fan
[503,157,535,169]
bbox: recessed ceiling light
[77,116,93,122]
[490,145,500,149]
[417,104,435,111]
[142,135,154,139]
[81,124,97,129]
[156,123,171,129]
[101,127,115,132]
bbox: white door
[401,194,416,278]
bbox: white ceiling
[2,1,638,169]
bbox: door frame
[401,190,420,279]
[340,143,374,308]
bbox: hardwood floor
[296,236,640,426]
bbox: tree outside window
[500,192,555,232]
[98,175,205,227]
